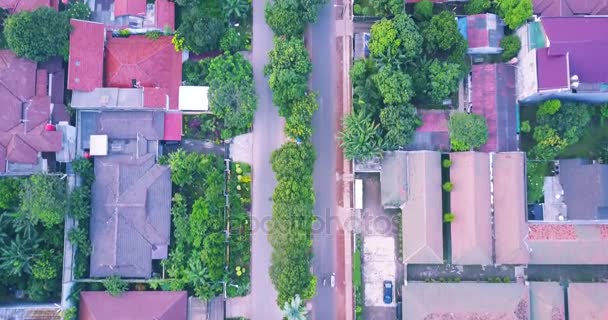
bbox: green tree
[351,59,382,115]
[340,111,383,160]
[4,7,70,62]
[223,0,250,21]
[379,105,421,150]
[20,175,67,227]
[448,112,489,151]
[72,157,94,185]
[174,13,225,53]
[423,11,465,54]
[271,142,316,180]
[182,58,211,86]
[220,28,243,53]
[537,102,591,145]
[67,1,92,20]
[500,35,521,61]
[265,0,327,37]
[526,161,547,203]
[264,37,312,112]
[369,0,403,16]
[282,295,308,320]
[0,178,21,211]
[285,93,319,140]
[32,249,59,280]
[531,125,567,160]
[0,235,40,277]
[537,99,561,117]
[427,59,462,104]
[464,0,492,14]
[207,53,257,138]
[103,275,128,297]
[372,68,413,106]
[413,0,433,21]
[369,15,423,68]
[496,0,532,30]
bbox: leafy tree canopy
[340,111,383,160]
[67,1,92,20]
[448,112,489,151]
[4,8,70,62]
[464,0,492,15]
[423,11,466,54]
[380,105,421,150]
[427,59,462,104]
[265,0,327,37]
[271,142,316,180]
[500,35,521,61]
[413,0,433,21]
[369,14,423,67]
[372,67,413,106]
[369,0,403,16]
[174,12,225,54]
[284,93,319,140]
[20,174,67,227]
[496,0,533,30]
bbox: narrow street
[310,2,339,319]
[249,0,284,318]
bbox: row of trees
[69,158,95,279]
[341,10,468,160]
[162,151,251,298]
[0,174,68,301]
[264,0,325,309]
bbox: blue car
[383,280,393,304]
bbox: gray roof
[401,151,444,264]
[79,110,164,150]
[559,158,608,220]
[90,153,172,278]
[71,88,145,109]
[381,151,409,208]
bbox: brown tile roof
[528,223,608,264]
[401,151,444,264]
[402,283,531,320]
[89,153,172,278]
[0,50,62,173]
[68,20,105,92]
[79,291,187,320]
[493,152,530,265]
[530,282,565,320]
[567,283,608,320]
[450,152,493,265]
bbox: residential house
[68,19,183,141]
[464,13,505,56]
[530,282,566,320]
[92,0,175,30]
[79,291,187,319]
[0,50,68,174]
[0,0,58,13]
[533,0,608,16]
[517,17,608,103]
[567,283,608,319]
[558,158,608,220]
[449,152,493,265]
[380,151,444,264]
[401,282,531,319]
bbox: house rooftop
[527,223,608,264]
[0,50,62,174]
[450,152,493,265]
[68,20,106,92]
[400,151,444,264]
[534,0,608,16]
[380,151,409,208]
[466,14,504,55]
[567,283,608,319]
[559,158,608,220]
[402,282,530,320]
[530,282,566,320]
[79,291,187,320]
[537,17,608,91]
[471,63,518,152]
[493,152,530,264]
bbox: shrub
[220,28,242,53]
[442,182,453,192]
[72,157,94,185]
[443,212,455,223]
[103,275,128,297]
[503,277,511,283]
[448,112,489,151]
[145,30,162,40]
[464,0,491,15]
[442,159,452,168]
[537,100,561,118]
[118,29,131,37]
[521,120,531,133]
[413,0,433,21]
[500,35,521,61]
[67,1,92,20]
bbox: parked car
[396,301,402,319]
[383,280,393,304]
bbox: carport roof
[568,283,608,320]
[401,151,444,264]
[450,152,492,265]
[493,152,530,265]
[402,283,530,320]
[530,282,565,320]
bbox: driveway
[249,0,284,318]
[310,1,339,319]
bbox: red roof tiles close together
[79,291,187,320]
[529,224,577,240]
[114,0,147,17]
[68,20,106,92]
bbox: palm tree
[0,234,40,277]
[339,111,383,161]
[282,295,308,320]
[223,0,249,21]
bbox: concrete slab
[230,132,253,165]
[363,236,396,307]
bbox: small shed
[179,86,209,113]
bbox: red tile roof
[105,35,182,140]
[155,0,175,30]
[79,291,187,320]
[0,0,56,13]
[0,50,62,173]
[68,20,105,92]
[114,0,147,17]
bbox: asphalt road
[249,0,284,318]
[310,2,339,319]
